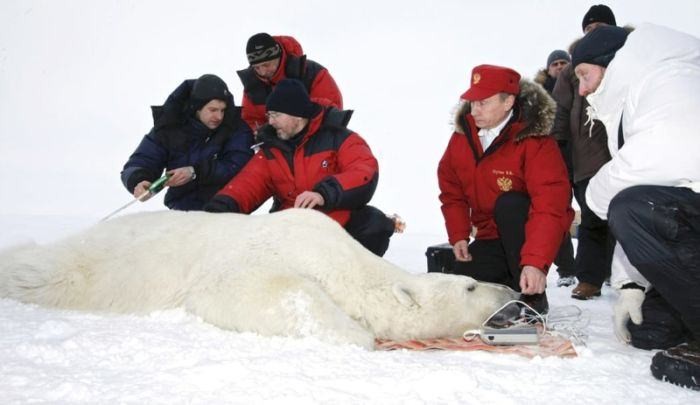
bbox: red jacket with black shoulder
[215,107,378,226]
[237,35,343,130]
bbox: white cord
[546,305,590,346]
[478,300,589,345]
[481,299,547,336]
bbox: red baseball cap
[460,64,521,101]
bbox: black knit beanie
[582,4,617,32]
[572,25,629,68]
[190,74,230,111]
[246,33,281,65]
[265,79,317,118]
[547,50,571,67]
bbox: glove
[255,124,277,142]
[203,195,240,213]
[613,287,645,343]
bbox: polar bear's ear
[392,283,420,309]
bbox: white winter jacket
[585,23,700,289]
[586,23,700,219]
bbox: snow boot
[556,275,577,287]
[650,341,700,391]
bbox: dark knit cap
[265,79,317,118]
[190,74,230,111]
[582,4,617,32]
[547,50,571,67]
[246,33,281,65]
[572,25,629,68]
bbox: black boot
[650,340,700,391]
[520,292,549,319]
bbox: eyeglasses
[265,111,282,120]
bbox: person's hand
[133,180,153,201]
[520,265,546,294]
[203,195,239,213]
[294,191,325,209]
[166,166,195,187]
[613,288,645,343]
[452,240,472,262]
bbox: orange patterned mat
[375,332,577,358]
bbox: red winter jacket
[438,81,574,272]
[215,107,378,225]
[237,36,343,130]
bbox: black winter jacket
[121,80,254,210]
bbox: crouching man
[573,24,700,390]
[437,64,574,314]
[205,79,400,257]
[121,74,254,210]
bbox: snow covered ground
[2,0,700,403]
[0,214,697,403]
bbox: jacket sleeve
[521,137,574,271]
[587,75,700,220]
[313,133,378,210]
[551,66,575,178]
[551,66,574,145]
[437,134,472,245]
[610,242,651,290]
[120,130,167,193]
[309,68,343,110]
[214,153,274,214]
[193,124,255,186]
[241,93,266,132]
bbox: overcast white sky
[2,2,700,402]
[1,0,699,235]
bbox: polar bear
[0,209,518,349]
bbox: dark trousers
[627,289,693,350]
[344,205,395,257]
[452,192,541,292]
[554,231,576,277]
[608,185,700,345]
[574,178,614,286]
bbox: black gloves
[203,195,240,213]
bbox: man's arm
[192,123,255,186]
[120,130,167,194]
[240,93,266,132]
[521,138,574,271]
[309,68,343,109]
[587,77,700,219]
[437,134,473,246]
[313,133,378,210]
[211,153,274,213]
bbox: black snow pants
[608,185,700,349]
[573,177,614,287]
[344,205,395,257]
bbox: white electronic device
[481,326,539,345]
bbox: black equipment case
[425,243,457,273]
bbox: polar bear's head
[375,273,519,340]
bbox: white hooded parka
[585,23,700,289]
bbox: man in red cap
[438,65,574,312]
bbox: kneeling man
[573,24,700,390]
[438,64,573,313]
[205,79,399,257]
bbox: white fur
[0,209,517,349]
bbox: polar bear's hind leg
[185,268,376,349]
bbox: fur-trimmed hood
[454,79,556,141]
[534,69,550,87]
